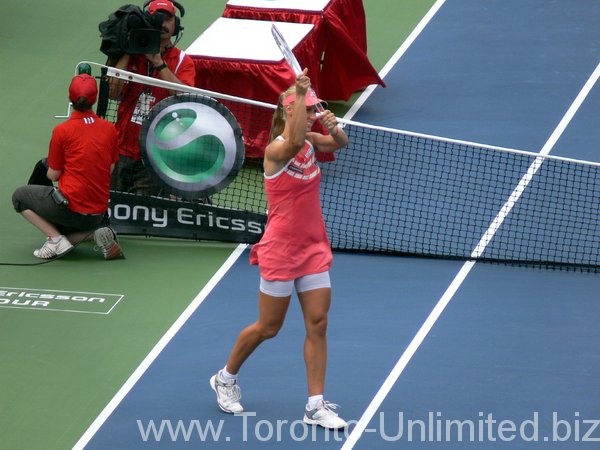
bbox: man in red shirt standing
[108,0,196,196]
[12,74,123,260]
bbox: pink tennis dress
[250,138,332,281]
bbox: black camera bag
[28,158,53,186]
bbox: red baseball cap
[68,74,97,104]
[147,0,177,15]
[282,89,325,107]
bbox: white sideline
[340,62,600,450]
[71,244,247,450]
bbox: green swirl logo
[140,94,245,198]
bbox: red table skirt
[222,0,384,100]
[190,25,327,159]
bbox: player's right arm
[263,70,310,175]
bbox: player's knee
[259,323,282,340]
[307,315,328,337]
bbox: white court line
[71,244,247,450]
[340,62,600,450]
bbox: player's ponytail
[268,85,296,143]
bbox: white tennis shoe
[210,371,244,413]
[33,235,73,259]
[303,400,348,429]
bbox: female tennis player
[210,69,349,429]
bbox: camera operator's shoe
[210,371,244,413]
[33,235,73,259]
[93,227,124,260]
[303,400,348,429]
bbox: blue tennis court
[77,1,600,448]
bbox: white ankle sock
[219,366,237,384]
[307,394,323,410]
[49,235,63,243]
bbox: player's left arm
[309,110,348,153]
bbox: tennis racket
[271,23,325,114]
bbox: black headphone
[143,0,185,37]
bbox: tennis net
[320,123,599,270]
[95,63,599,270]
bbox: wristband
[154,62,167,72]
[329,125,339,137]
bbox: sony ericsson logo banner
[108,191,266,244]
[140,93,245,199]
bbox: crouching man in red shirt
[12,74,124,260]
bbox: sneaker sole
[103,243,125,260]
[210,375,243,414]
[303,415,348,429]
[93,229,125,260]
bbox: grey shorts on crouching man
[12,185,106,234]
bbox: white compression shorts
[259,271,331,297]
